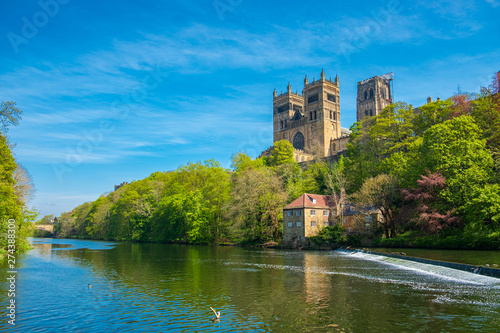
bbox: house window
[324,221,330,226]
[296,222,302,227]
[333,112,337,120]
[327,93,336,102]
[311,221,316,227]
[323,210,329,216]
[287,211,293,216]
[342,217,346,225]
[310,210,316,215]
[287,222,293,227]
[314,110,317,119]
[348,227,353,232]
[295,210,301,216]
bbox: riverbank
[373,230,500,250]
[34,234,500,270]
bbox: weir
[337,248,500,279]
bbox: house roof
[284,193,334,209]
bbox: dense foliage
[57,72,500,249]
[0,94,34,257]
[347,72,500,249]
[57,141,345,244]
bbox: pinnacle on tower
[321,68,325,80]
[273,88,277,97]
[335,74,339,85]
[304,75,308,86]
[287,82,291,93]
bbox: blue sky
[1,0,499,217]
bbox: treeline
[58,72,500,249]
[57,143,344,244]
[0,97,35,257]
[345,72,500,248]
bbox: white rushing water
[335,249,500,286]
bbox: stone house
[341,203,381,233]
[282,193,336,247]
[282,193,380,247]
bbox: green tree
[301,161,330,194]
[231,152,265,172]
[325,156,348,224]
[413,99,454,136]
[227,167,287,242]
[465,184,500,232]
[268,140,295,166]
[419,116,492,213]
[0,98,22,132]
[353,174,401,238]
[0,132,23,253]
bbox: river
[1,238,499,332]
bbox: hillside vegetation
[57,72,500,249]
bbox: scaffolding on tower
[380,72,394,102]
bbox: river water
[1,238,499,332]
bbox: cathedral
[272,70,393,162]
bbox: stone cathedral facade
[272,70,350,162]
[272,70,393,162]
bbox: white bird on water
[210,307,221,321]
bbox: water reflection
[0,239,499,332]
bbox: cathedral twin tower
[273,70,392,162]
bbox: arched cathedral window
[293,132,305,150]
